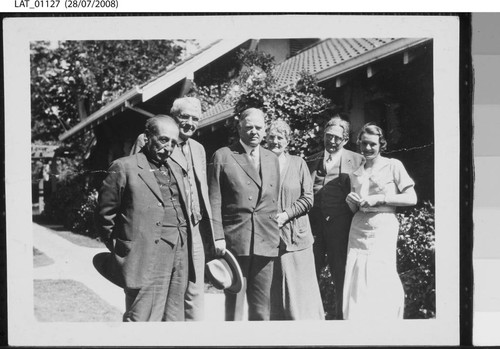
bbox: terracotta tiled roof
[274,38,397,86]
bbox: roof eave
[315,38,432,83]
[58,87,141,141]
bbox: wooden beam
[403,50,417,65]
[125,101,155,118]
[178,76,194,97]
[367,64,380,78]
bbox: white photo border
[4,14,460,346]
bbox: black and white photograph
[4,15,461,346]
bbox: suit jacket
[97,152,194,289]
[170,138,216,247]
[208,143,280,257]
[131,135,216,247]
[278,154,314,252]
[307,149,364,218]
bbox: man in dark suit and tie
[97,115,195,321]
[208,108,280,321]
[307,116,364,320]
[130,97,225,321]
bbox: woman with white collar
[343,123,417,320]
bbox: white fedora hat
[206,250,243,293]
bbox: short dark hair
[357,123,388,152]
[238,108,265,124]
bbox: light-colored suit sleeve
[207,150,226,241]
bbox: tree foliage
[31,40,188,143]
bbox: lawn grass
[34,279,122,322]
[33,248,54,268]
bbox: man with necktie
[130,97,225,321]
[307,116,364,319]
[208,108,280,321]
[169,97,226,321]
[97,115,193,321]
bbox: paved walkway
[32,222,227,321]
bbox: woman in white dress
[343,124,417,319]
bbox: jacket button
[157,202,162,207]
[156,221,161,226]
[155,239,159,244]
[248,196,253,200]
[247,181,251,185]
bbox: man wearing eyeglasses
[98,115,193,321]
[131,97,225,321]
[307,116,364,320]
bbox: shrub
[397,201,435,319]
[317,202,435,319]
[42,158,100,239]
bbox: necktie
[250,149,259,171]
[325,153,333,173]
[181,142,202,225]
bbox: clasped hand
[346,192,384,208]
[275,212,289,228]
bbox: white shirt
[324,148,343,173]
[240,140,260,164]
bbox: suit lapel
[341,150,355,174]
[188,140,203,183]
[166,157,189,207]
[260,146,277,191]
[170,145,188,172]
[231,143,261,187]
[309,151,324,180]
[136,153,164,204]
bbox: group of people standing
[97,96,417,322]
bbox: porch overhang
[59,38,249,141]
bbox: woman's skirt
[342,211,404,320]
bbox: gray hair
[267,119,292,142]
[324,116,350,140]
[170,97,202,118]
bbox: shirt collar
[240,139,259,156]
[324,148,343,162]
[147,156,167,169]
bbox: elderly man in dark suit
[130,97,225,321]
[307,116,364,320]
[208,108,280,321]
[98,115,195,321]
